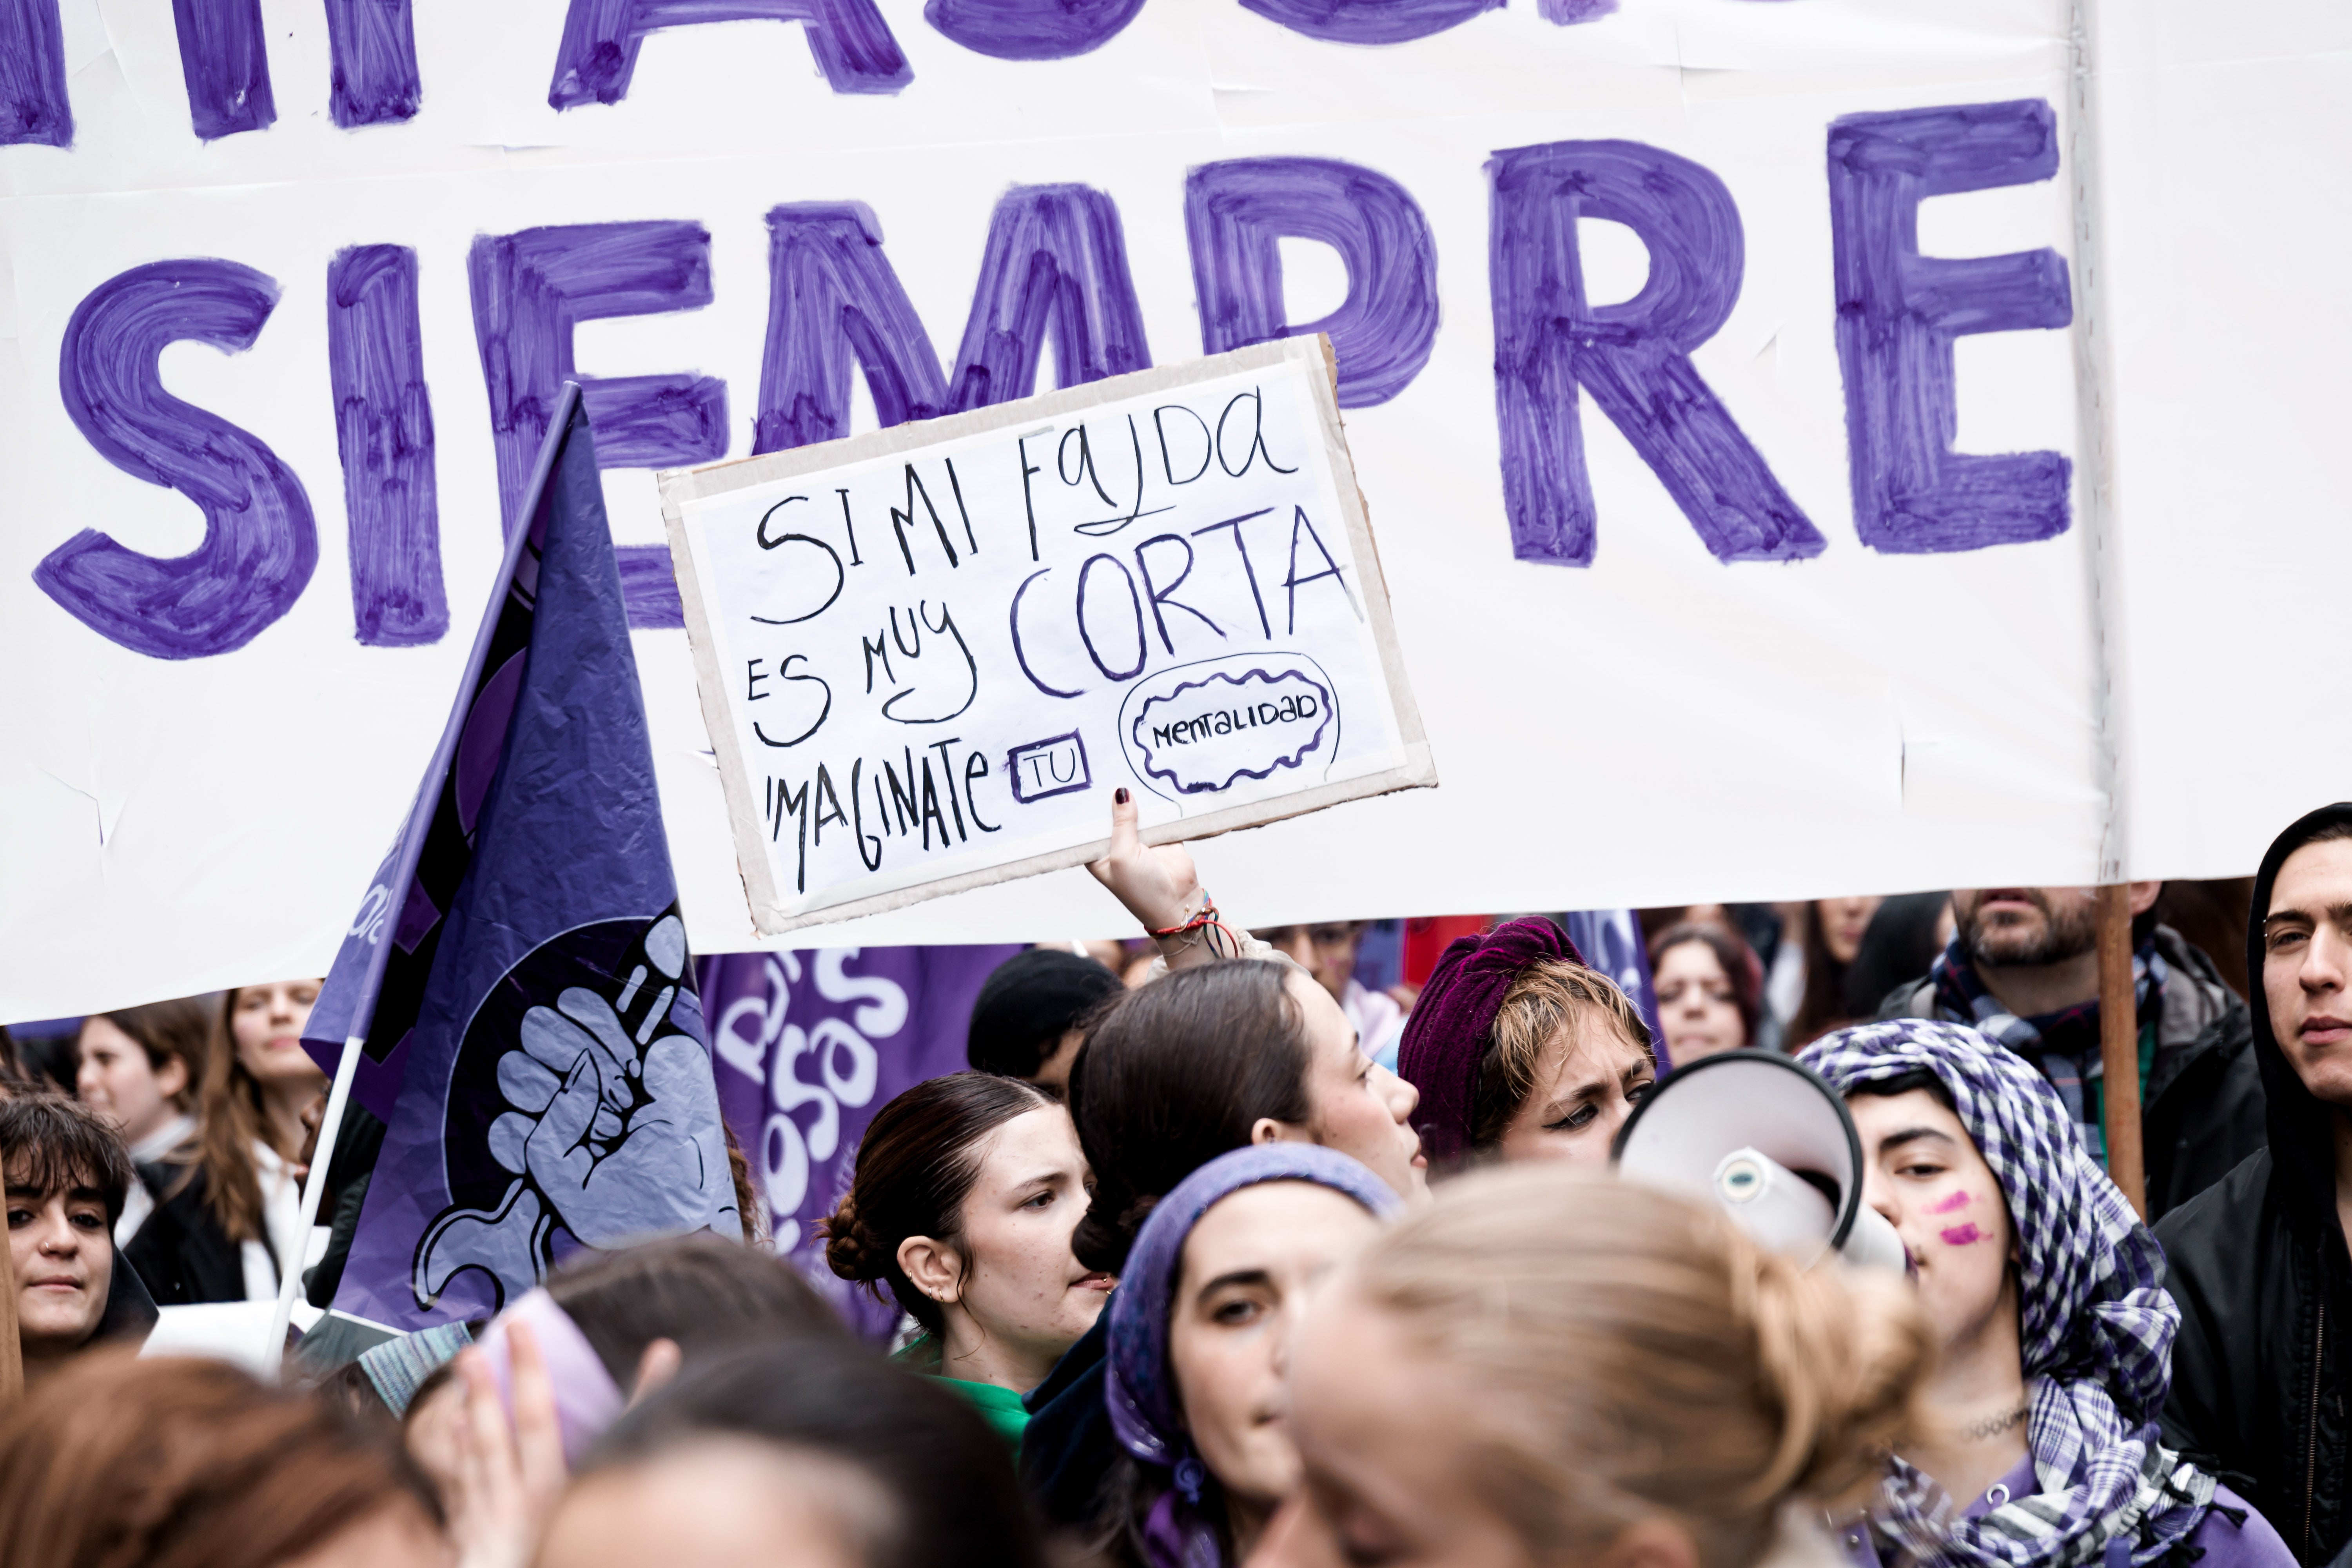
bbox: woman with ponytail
[821,1072,1111,1445]
[1268,1167,1926,1568]
[1799,1019,2291,1568]
[1096,1145,1400,1568]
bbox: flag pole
[2096,883,2147,1218]
[264,1032,367,1379]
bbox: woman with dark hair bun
[822,1071,1109,1444]
[541,1340,1046,1568]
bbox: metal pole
[2095,884,2147,1218]
[263,1033,365,1379]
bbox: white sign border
[659,334,1438,935]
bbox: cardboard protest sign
[661,337,1433,932]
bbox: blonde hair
[1344,1167,1926,1568]
[1471,958,1655,1150]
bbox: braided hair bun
[820,1072,1052,1337]
[819,1194,887,1283]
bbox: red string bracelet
[1149,896,1220,939]
[1152,898,1243,958]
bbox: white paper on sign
[661,336,1434,933]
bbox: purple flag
[301,381,589,1123]
[323,386,731,1334]
[700,943,1020,1337]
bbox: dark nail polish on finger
[1115,787,1130,805]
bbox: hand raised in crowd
[446,1322,569,1568]
[1087,788,1228,971]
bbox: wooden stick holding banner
[660,336,1436,933]
[2096,883,2147,1218]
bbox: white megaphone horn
[1611,1049,1906,1274]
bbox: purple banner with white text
[700,943,1022,1336]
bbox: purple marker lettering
[172,0,275,140]
[324,0,421,127]
[924,0,1142,60]
[947,184,1151,412]
[0,0,72,147]
[1487,138,1824,567]
[1828,99,2074,553]
[1538,0,1615,20]
[1186,156,1439,410]
[1926,1189,1972,1215]
[755,187,1150,457]
[755,203,947,455]
[1938,1223,1984,1247]
[41,260,317,659]
[328,244,445,647]
[1243,0,1500,46]
[548,0,910,106]
[469,220,727,630]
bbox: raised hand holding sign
[661,336,1435,934]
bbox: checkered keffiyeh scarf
[1800,1020,2214,1568]
[1927,936,2167,1167]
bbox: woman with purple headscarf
[1396,917,1657,1170]
[1095,1144,1403,1568]
[1799,1018,2292,1568]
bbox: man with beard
[1877,883,2263,1220]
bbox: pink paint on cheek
[1926,1190,1972,1215]
[1939,1223,1985,1247]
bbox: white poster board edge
[657,334,1438,936]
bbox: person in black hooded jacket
[2158,804,2352,1565]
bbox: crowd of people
[3,793,2351,1568]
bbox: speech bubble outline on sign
[1119,654,1341,800]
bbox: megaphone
[1611,1049,1906,1274]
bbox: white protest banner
[663,336,1430,931]
[5,1,2348,1017]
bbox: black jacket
[123,1160,251,1306]
[1019,1307,1115,1526]
[2158,804,2352,1566]
[1878,922,2265,1221]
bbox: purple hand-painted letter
[469,220,728,629]
[947,183,1151,412]
[1828,99,2074,554]
[1187,156,1438,409]
[329,244,445,647]
[0,0,71,147]
[1243,0,1501,45]
[325,0,421,127]
[172,0,274,140]
[924,0,1142,59]
[548,0,910,107]
[756,186,1151,457]
[1488,138,1823,566]
[41,260,317,659]
[756,204,948,456]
